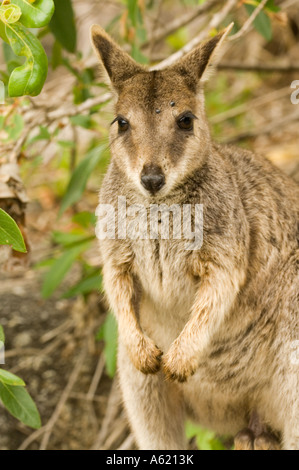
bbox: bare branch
[217,62,299,73]
[142,0,224,49]
[222,109,299,144]
[210,86,291,124]
[153,0,238,70]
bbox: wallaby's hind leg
[118,341,187,450]
[234,411,280,450]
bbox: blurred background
[0,0,299,450]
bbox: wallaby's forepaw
[130,336,163,374]
[234,429,280,450]
[162,341,198,383]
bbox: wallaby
[91,24,299,450]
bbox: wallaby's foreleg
[103,261,162,373]
[118,341,187,450]
[163,262,244,382]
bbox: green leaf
[5,22,48,97]
[70,114,95,129]
[51,39,62,70]
[0,382,41,429]
[49,0,76,53]
[27,125,50,144]
[0,209,27,253]
[4,113,24,141]
[63,274,102,298]
[185,421,226,450]
[11,0,54,28]
[0,4,22,24]
[59,145,106,215]
[52,230,94,247]
[97,313,118,378]
[0,369,25,386]
[244,3,272,41]
[0,325,5,344]
[41,242,90,298]
[72,211,96,229]
[127,0,138,26]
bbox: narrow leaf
[63,274,102,298]
[41,243,90,298]
[49,0,76,53]
[245,4,272,41]
[0,209,27,253]
[59,145,106,215]
[0,382,41,429]
[98,313,118,378]
[0,369,25,386]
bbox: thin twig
[210,86,291,124]
[39,343,88,450]
[153,0,237,70]
[90,378,122,450]
[222,109,299,144]
[142,0,223,49]
[86,353,106,401]
[229,0,268,41]
[18,341,89,450]
[217,62,299,73]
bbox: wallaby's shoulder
[215,142,299,206]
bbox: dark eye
[177,115,194,131]
[118,118,129,132]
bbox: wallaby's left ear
[170,23,233,87]
[90,25,145,93]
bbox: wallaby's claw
[162,342,197,383]
[130,336,163,374]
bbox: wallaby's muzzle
[141,164,165,194]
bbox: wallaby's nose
[141,165,165,194]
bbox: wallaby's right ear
[90,25,144,92]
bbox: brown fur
[91,25,299,450]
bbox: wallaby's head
[91,25,231,198]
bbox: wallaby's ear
[170,23,233,88]
[90,25,145,92]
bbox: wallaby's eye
[111,116,129,132]
[118,118,129,132]
[177,112,197,131]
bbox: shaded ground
[0,269,117,450]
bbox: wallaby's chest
[132,237,196,313]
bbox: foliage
[0,0,54,96]
[0,208,26,252]
[0,217,40,429]
[185,421,228,450]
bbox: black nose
[141,165,165,194]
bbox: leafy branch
[0,0,54,97]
